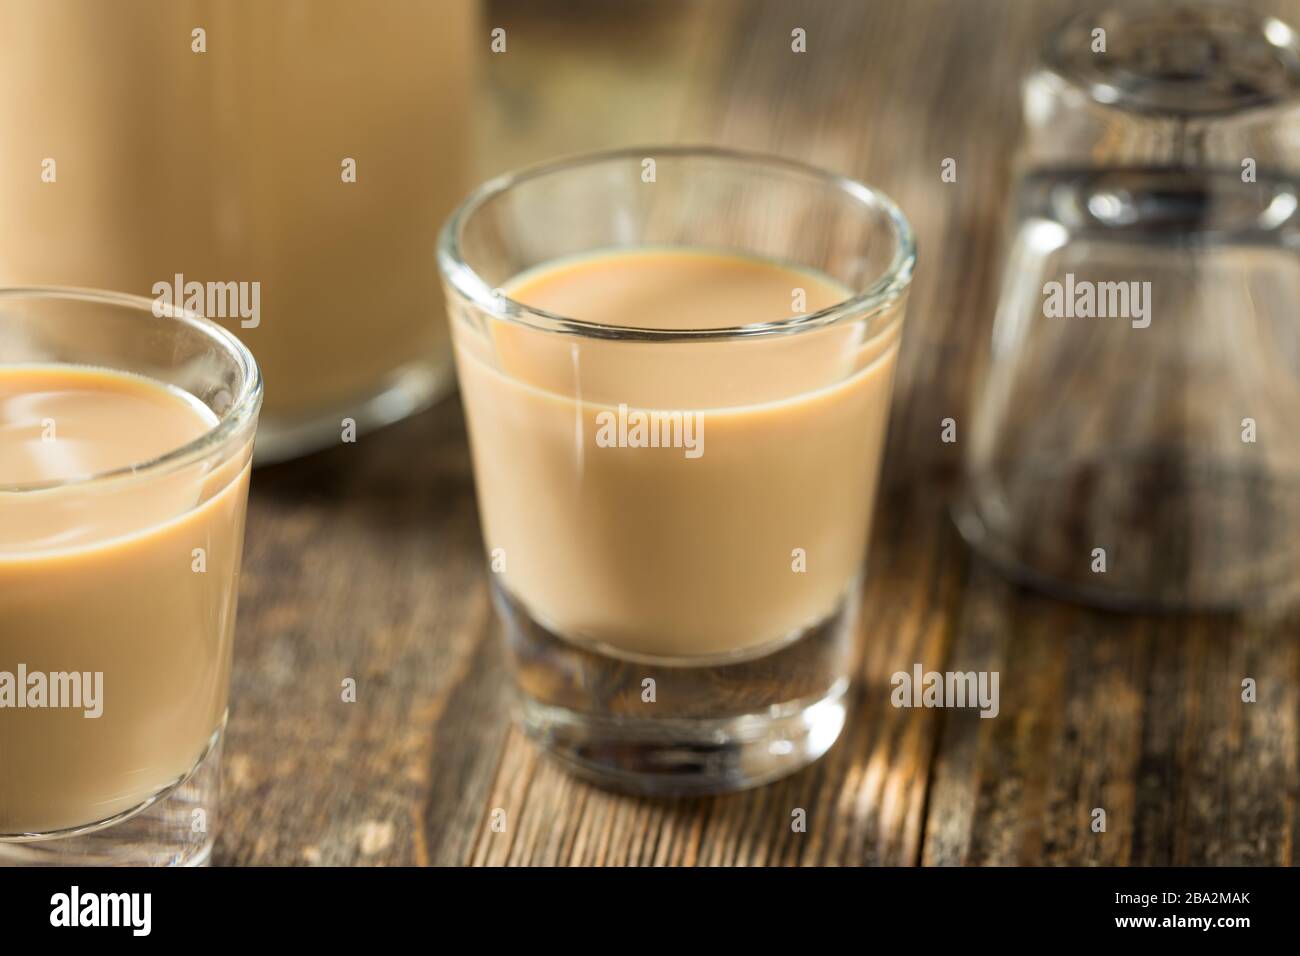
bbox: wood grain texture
[214,0,1300,866]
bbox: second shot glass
[0,288,260,865]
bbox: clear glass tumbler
[439,147,914,794]
[956,2,1300,609]
[0,288,261,865]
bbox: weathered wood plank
[218,399,490,865]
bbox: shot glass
[956,2,1300,609]
[439,147,914,793]
[0,288,261,865]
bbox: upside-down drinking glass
[956,2,1300,609]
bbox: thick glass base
[519,683,850,796]
[252,354,456,465]
[494,580,859,795]
[0,725,223,867]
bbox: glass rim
[0,285,263,494]
[437,145,916,342]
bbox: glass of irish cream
[0,288,261,865]
[439,147,915,793]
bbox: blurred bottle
[957,2,1300,609]
[0,0,477,462]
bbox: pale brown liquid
[453,249,900,659]
[0,0,475,428]
[0,367,251,835]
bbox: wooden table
[216,0,1300,866]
